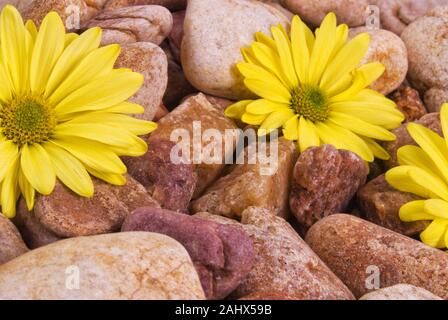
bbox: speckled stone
[115,42,168,122]
[359,284,443,300]
[85,5,173,46]
[22,0,105,30]
[306,214,448,299]
[124,138,197,213]
[197,207,355,300]
[26,175,160,238]
[122,207,255,299]
[391,86,427,121]
[0,215,28,264]
[290,145,368,228]
[104,0,186,11]
[357,174,429,236]
[349,27,408,95]
[376,0,448,35]
[181,0,289,100]
[148,93,240,197]
[383,112,441,168]
[0,232,205,300]
[284,0,369,27]
[401,7,448,103]
[424,87,448,112]
[192,138,297,219]
[13,200,62,249]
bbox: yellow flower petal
[64,33,78,47]
[259,109,295,135]
[244,78,291,104]
[271,25,298,88]
[48,44,121,105]
[54,69,143,116]
[43,142,93,197]
[315,122,374,162]
[18,167,35,211]
[283,115,299,141]
[1,156,19,218]
[329,63,385,102]
[237,62,288,94]
[51,136,126,174]
[245,99,289,115]
[308,12,336,85]
[423,199,448,219]
[440,103,448,146]
[385,165,448,200]
[397,145,443,178]
[360,136,390,160]
[0,140,19,182]
[420,219,448,248]
[255,31,276,50]
[407,123,448,184]
[250,42,291,89]
[30,11,65,94]
[320,33,370,90]
[399,200,433,222]
[225,100,252,119]
[86,166,126,186]
[45,27,102,99]
[290,15,310,83]
[20,143,56,195]
[327,111,396,141]
[298,116,320,152]
[63,112,157,136]
[329,24,349,60]
[0,5,31,95]
[241,112,267,125]
[25,20,37,41]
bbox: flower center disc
[0,96,56,145]
[290,86,329,122]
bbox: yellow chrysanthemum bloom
[386,103,448,250]
[225,13,404,162]
[0,5,157,218]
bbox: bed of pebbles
[0,0,448,300]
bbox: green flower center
[0,95,56,145]
[290,85,329,122]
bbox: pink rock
[290,145,368,228]
[121,207,255,300]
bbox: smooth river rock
[306,214,448,299]
[0,215,28,264]
[0,232,205,299]
[359,284,443,300]
[181,0,289,100]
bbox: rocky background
[0,0,448,300]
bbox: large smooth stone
[0,232,205,300]
[181,0,289,100]
[306,214,448,299]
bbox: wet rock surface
[122,207,255,299]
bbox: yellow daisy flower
[0,5,157,218]
[225,13,404,162]
[386,103,448,250]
